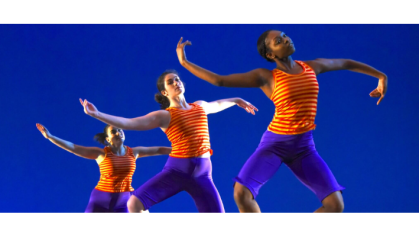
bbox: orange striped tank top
[95,146,136,192]
[165,103,213,158]
[268,60,319,135]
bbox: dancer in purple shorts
[36,123,171,212]
[79,70,258,213]
[176,31,388,212]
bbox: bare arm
[194,98,258,115]
[176,38,270,88]
[80,99,167,131]
[36,123,103,160]
[305,59,388,105]
[132,146,172,159]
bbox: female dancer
[79,70,258,213]
[36,123,171,212]
[175,31,388,213]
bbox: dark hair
[154,69,178,110]
[93,125,111,146]
[257,30,275,63]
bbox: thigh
[111,192,132,213]
[85,189,111,213]
[185,177,225,213]
[132,170,186,210]
[286,148,345,202]
[233,145,283,199]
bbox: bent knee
[127,196,145,213]
[324,199,344,212]
[327,201,344,212]
[233,183,254,203]
[322,191,344,212]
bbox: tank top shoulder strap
[295,60,315,73]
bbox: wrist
[92,111,100,118]
[181,59,189,67]
[378,73,387,81]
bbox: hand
[235,98,258,115]
[369,75,387,105]
[79,98,99,117]
[176,37,192,66]
[36,123,52,139]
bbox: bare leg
[314,191,344,213]
[233,182,261,213]
[127,195,149,213]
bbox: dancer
[175,31,388,213]
[79,70,258,213]
[36,123,171,212]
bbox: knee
[325,199,344,212]
[233,183,253,205]
[127,196,145,213]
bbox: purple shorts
[132,157,224,212]
[234,130,344,202]
[85,189,132,213]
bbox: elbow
[214,77,226,87]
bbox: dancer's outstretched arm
[80,99,167,131]
[36,123,103,160]
[176,37,271,88]
[132,146,172,159]
[305,59,388,105]
[195,98,258,115]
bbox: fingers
[240,104,256,115]
[369,89,380,98]
[248,107,255,115]
[377,94,384,105]
[177,37,183,47]
[178,38,191,48]
[245,102,258,114]
[248,103,258,112]
[79,98,84,106]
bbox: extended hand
[79,98,99,117]
[176,37,192,65]
[36,123,51,139]
[370,76,388,105]
[235,98,258,115]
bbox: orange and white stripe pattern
[165,103,213,158]
[95,146,136,192]
[268,60,319,135]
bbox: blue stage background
[1,24,418,212]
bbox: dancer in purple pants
[80,70,258,212]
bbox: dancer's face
[265,30,295,60]
[162,73,185,98]
[106,126,125,146]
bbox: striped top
[95,146,136,192]
[268,60,319,135]
[165,103,213,158]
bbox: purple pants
[234,130,344,202]
[132,157,224,212]
[85,189,132,213]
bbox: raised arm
[80,99,168,131]
[176,37,271,88]
[36,123,103,160]
[132,146,172,159]
[305,58,388,105]
[194,98,258,115]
